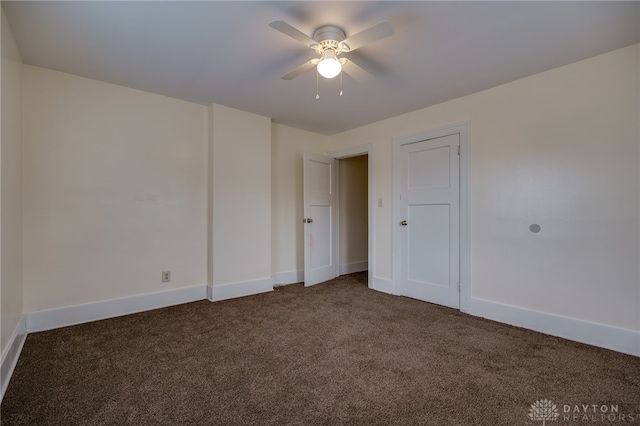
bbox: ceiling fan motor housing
[312,25,349,54]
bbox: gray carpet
[1,272,639,425]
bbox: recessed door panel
[407,146,451,190]
[407,204,450,287]
[308,160,332,195]
[309,204,332,270]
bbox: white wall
[338,155,368,267]
[1,7,23,356]
[209,104,272,296]
[328,45,640,334]
[22,65,208,312]
[271,123,329,282]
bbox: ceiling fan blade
[282,59,317,80]
[342,21,395,52]
[342,58,372,83]
[269,20,317,49]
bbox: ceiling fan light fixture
[317,49,342,79]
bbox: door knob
[400,220,408,226]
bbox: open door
[303,152,337,286]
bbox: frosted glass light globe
[317,50,342,79]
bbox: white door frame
[392,122,470,312]
[329,143,374,289]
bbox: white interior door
[303,153,337,286]
[398,134,460,308]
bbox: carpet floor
[1,272,639,425]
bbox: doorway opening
[337,155,369,285]
[331,143,374,289]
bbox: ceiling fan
[269,20,395,82]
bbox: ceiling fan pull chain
[316,70,320,100]
[340,72,343,96]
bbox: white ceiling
[4,1,639,135]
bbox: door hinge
[457,280,461,291]
[457,145,460,156]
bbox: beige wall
[22,65,208,312]
[1,8,23,354]
[210,104,272,287]
[328,44,640,332]
[5,26,638,349]
[338,155,368,266]
[271,123,329,277]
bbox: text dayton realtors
[562,405,636,422]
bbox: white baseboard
[272,269,303,287]
[208,277,273,302]
[1,315,26,403]
[339,261,368,276]
[372,276,396,295]
[272,263,369,286]
[468,297,640,357]
[26,284,207,333]
[207,285,213,301]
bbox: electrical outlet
[162,271,171,283]
[378,197,384,207]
